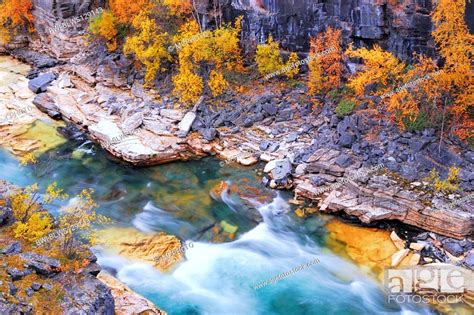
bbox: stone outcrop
[295,175,473,239]
[96,227,184,271]
[98,272,167,315]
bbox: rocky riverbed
[1,24,472,260]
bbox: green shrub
[402,111,431,132]
[335,99,356,117]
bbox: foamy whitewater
[96,196,434,315]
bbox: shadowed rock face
[34,0,94,18]
[224,0,436,60]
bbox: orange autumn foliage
[432,0,474,141]
[109,0,154,25]
[346,44,405,98]
[163,0,192,16]
[0,0,33,43]
[385,55,441,129]
[89,10,118,51]
[308,27,344,96]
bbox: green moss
[335,99,356,117]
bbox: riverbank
[4,42,472,242]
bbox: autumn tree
[123,10,172,86]
[255,36,284,76]
[255,36,301,80]
[308,27,344,96]
[385,55,441,130]
[0,0,33,44]
[89,10,118,51]
[432,0,474,141]
[163,0,192,16]
[285,52,300,79]
[109,0,154,25]
[58,188,110,257]
[346,44,405,98]
[172,17,244,105]
[11,182,67,242]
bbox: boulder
[28,73,56,93]
[7,267,32,281]
[98,272,167,315]
[20,253,61,276]
[160,109,184,121]
[463,252,474,269]
[55,272,115,315]
[96,228,183,271]
[178,111,196,136]
[262,103,277,116]
[1,241,22,255]
[0,206,13,226]
[271,159,292,180]
[199,128,217,141]
[121,112,143,134]
[391,249,410,267]
[442,241,464,257]
[33,93,61,119]
[339,132,356,148]
[335,154,352,168]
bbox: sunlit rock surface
[98,272,167,315]
[0,56,66,156]
[96,227,183,271]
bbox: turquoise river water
[0,135,437,315]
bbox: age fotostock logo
[385,265,474,304]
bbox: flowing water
[0,56,438,315]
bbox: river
[0,55,437,315]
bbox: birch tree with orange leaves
[308,27,344,96]
[432,0,474,142]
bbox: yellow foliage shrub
[11,182,67,242]
[255,35,283,76]
[59,188,110,255]
[425,167,460,192]
[13,211,52,242]
[89,10,118,51]
[11,184,40,223]
[173,17,243,105]
[123,11,172,86]
[285,52,299,79]
[172,63,204,104]
[209,70,229,97]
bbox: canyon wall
[224,0,436,60]
[4,1,472,60]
